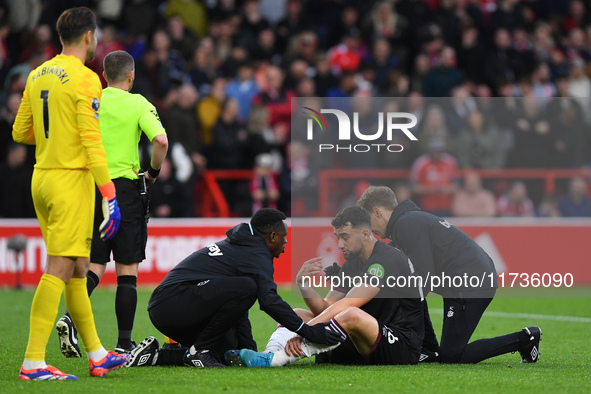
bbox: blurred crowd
[1,0,591,218]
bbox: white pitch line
[430,309,591,323]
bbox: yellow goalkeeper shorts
[32,168,95,257]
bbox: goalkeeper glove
[98,182,121,241]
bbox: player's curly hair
[57,7,96,44]
[251,208,287,236]
[357,185,398,212]
[331,206,371,230]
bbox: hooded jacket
[386,200,497,297]
[148,223,304,332]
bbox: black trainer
[115,341,137,354]
[56,315,82,358]
[419,348,440,363]
[126,337,159,367]
[183,349,226,368]
[519,326,542,363]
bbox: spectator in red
[562,0,591,34]
[452,171,496,217]
[252,65,294,129]
[328,27,363,75]
[250,153,279,214]
[410,137,459,217]
[496,181,535,217]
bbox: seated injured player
[231,206,425,367]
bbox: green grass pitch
[0,287,589,392]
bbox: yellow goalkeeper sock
[65,277,102,354]
[24,274,65,362]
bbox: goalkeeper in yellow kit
[12,7,129,380]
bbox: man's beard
[86,47,96,63]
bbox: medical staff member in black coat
[131,208,340,368]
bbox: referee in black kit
[56,50,169,356]
[357,186,542,364]
[127,208,340,368]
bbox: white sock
[88,347,108,362]
[189,345,197,355]
[264,326,295,353]
[270,349,301,366]
[270,338,340,367]
[22,360,47,370]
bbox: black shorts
[91,177,147,264]
[315,322,419,365]
[368,322,419,365]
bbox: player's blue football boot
[89,351,130,377]
[239,349,273,368]
[224,349,244,366]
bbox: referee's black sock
[116,275,137,350]
[87,270,100,297]
[64,270,100,318]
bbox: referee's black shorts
[91,177,147,264]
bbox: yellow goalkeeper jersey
[12,54,110,187]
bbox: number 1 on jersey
[40,90,49,138]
